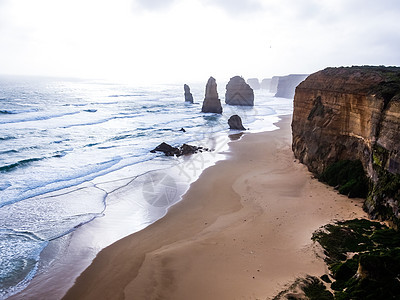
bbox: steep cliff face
[292,66,400,223]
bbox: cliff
[275,74,308,99]
[292,66,400,224]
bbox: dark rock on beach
[150,142,180,156]
[184,84,194,103]
[225,76,254,106]
[228,115,246,130]
[201,77,222,113]
[151,142,209,157]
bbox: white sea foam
[0,76,293,298]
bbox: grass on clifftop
[311,219,400,300]
[320,160,369,198]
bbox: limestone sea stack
[260,78,271,90]
[247,78,260,90]
[292,66,400,225]
[225,76,254,106]
[228,115,246,130]
[274,74,308,99]
[201,77,222,114]
[184,84,194,103]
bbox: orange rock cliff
[292,66,400,225]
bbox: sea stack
[201,77,222,114]
[225,76,254,106]
[184,84,194,103]
[228,115,246,130]
[247,78,260,90]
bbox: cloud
[132,0,176,12]
[201,0,263,15]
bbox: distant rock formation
[201,77,222,113]
[292,66,400,225]
[269,76,280,94]
[228,115,246,130]
[184,84,194,103]
[275,74,308,99]
[247,78,260,90]
[225,76,254,106]
[260,78,271,90]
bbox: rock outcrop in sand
[201,77,222,114]
[228,115,246,130]
[225,76,254,106]
[184,84,194,103]
[292,66,400,224]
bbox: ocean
[0,75,293,299]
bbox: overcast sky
[0,0,399,83]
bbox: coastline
[62,115,367,300]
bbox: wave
[0,136,16,141]
[0,149,18,155]
[0,111,81,125]
[0,158,44,173]
[0,110,15,114]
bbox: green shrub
[320,160,369,198]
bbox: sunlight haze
[0,0,399,83]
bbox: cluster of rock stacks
[292,66,400,224]
[201,77,223,114]
[184,84,194,103]
[225,76,254,106]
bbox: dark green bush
[320,160,369,198]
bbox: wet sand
[63,115,366,300]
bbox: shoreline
[62,115,367,300]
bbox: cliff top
[298,66,400,102]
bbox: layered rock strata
[292,66,400,224]
[225,76,254,106]
[201,77,222,114]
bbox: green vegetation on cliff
[320,160,369,198]
[311,219,400,300]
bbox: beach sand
[62,115,366,300]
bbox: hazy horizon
[1,0,399,84]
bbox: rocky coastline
[292,66,400,226]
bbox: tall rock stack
[225,76,254,106]
[184,84,194,103]
[201,77,222,114]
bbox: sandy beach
[62,115,366,300]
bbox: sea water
[0,75,293,298]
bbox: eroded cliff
[292,66,400,224]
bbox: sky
[0,0,399,84]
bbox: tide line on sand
[62,115,366,300]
